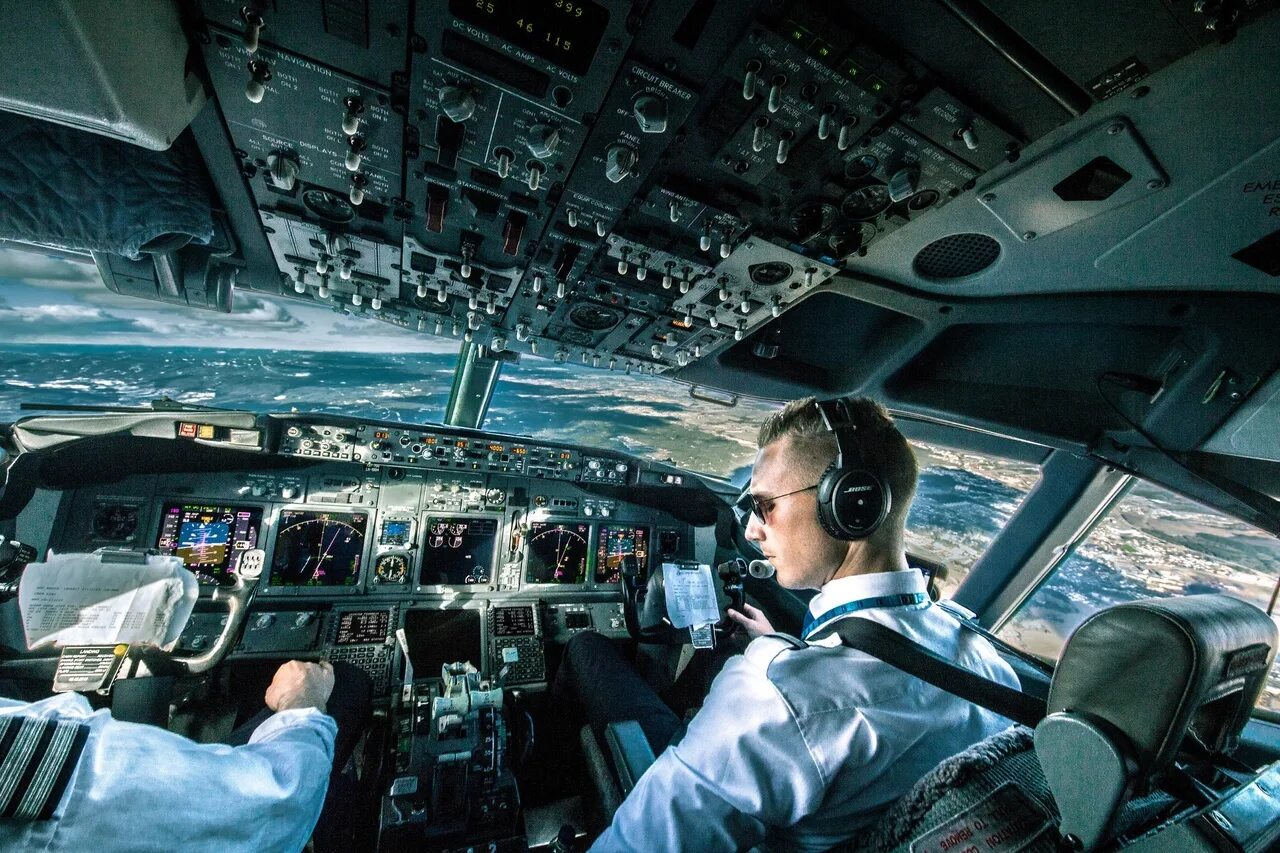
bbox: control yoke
[137,549,265,676]
[619,556,748,645]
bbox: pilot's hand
[265,660,335,713]
[727,602,775,639]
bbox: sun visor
[1203,370,1280,464]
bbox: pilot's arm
[0,661,337,853]
[590,641,840,853]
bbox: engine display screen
[404,609,483,676]
[270,509,367,587]
[421,516,498,585]
[156,502,263,583]
[595,525,649,584]
[492,606,536,637]
[335,610,390,645]
[448,0,609,76]
[525,521,590,584]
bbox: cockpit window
[997,480,1280,714]
[904,444,1041,598]
[487,367,780,480]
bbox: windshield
[0,247,780,479]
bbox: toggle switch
[341,97,364,136]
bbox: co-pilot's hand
[727,602,775,639]
[265,660,335,713]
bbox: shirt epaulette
[0,714,88,820]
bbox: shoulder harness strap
[812,618,1046,728]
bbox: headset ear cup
[817,465,890,540]
[815,462,846,539]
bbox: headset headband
[815,397,864,469]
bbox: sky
[0,246,459,354]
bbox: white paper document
[19,553,198,650]
[662,562,721,629]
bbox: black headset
[814,397,891,540]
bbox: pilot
[0,659,363,853]
[559,397,1020,852]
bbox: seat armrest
[605,721,657,794]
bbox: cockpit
[2,0,1280,850]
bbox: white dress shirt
[592,569,1019,852]
[0,691,336,853]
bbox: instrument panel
[49,417,704,697]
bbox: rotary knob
[439,86,476,122]
[526,124,560,159]
[604,144,637,183]
[632,93,668,134]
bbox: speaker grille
[913,233,1001,280]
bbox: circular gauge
[302,189,355,223]
[844,154,880,181]
[374,553,409,584]
[788,202,838,241]
[92,504,139,542]
[840,183,891,221]
[748,261,794,286]
[907,189,941,212]
[569,304,621,331]
[828,222,878,256]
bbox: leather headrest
[1048,595,1276,783]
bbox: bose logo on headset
[814,397,891,541]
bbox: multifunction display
[449,0,610,76]
[595,525,649,584]
[270,509,367,587]
[156,502,263,583]
[378,518,413,547]
[492,606,536,637]
[335,610,391,645]
[421,516,498,585]
[526,521,590,584]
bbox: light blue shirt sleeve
[0,694,337,853]
[590,650,836,853]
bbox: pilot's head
[744,397,918,590]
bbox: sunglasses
[735,484,819,526]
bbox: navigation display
[595,525,650,584]
[335,611,390,645]
[526,521,590,584]
[404,609,483,676]
[156,502,263,583]
[270,509,367,587]
[493,606,536,637]
[421,516,498,585]
[448,0,609,76]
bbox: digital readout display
[525,521,590,584]
[449,0,609,76]
[595,525,649,585]
[156,502,263,582]
[379,518,412,546]
[421,516,498,585]
[270,509,367,587]
[492,606,536,637]
[335,611,390,645]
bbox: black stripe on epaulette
[0,716,90,821]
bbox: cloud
[6,304,112,323]
[0,247,98,285]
